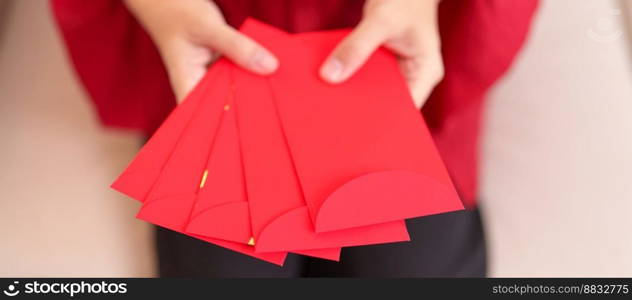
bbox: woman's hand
[319,0,444,108]
[124,0,278,102]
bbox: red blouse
[50,0,539,207]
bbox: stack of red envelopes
[111,19,464,265]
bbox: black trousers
[155,208,487,277]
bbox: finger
[170,63,207,103]
[161,44,215,102]
[401,55,444,108]
[319,18,389,83]
[198,25,278,75]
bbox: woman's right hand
[124,0,279,102]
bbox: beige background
[0,0,155,277]
[481,0,632,276]
[0,0,630,277]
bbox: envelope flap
[186,201,252,244]
[256,206,410,252]
[315,170,462,232]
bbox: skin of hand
[125,0,443,108]
[124,0,279,102]
[320,0,444,108]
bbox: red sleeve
[51,0,176,135]
[423,0,539,205]
[425,0,540,123]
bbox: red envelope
[183,91,340,261]
[113,58,337,262]
[111,61,226,202]
[245,20,464,233]
[131,63,286,265]
[184,102,250,244]
[233,58,409,253]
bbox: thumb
[319,18,388,83]
[199,24,278,75]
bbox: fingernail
[251,50,278,74]
[320,58,344,83]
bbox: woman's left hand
[319,0,444,108]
